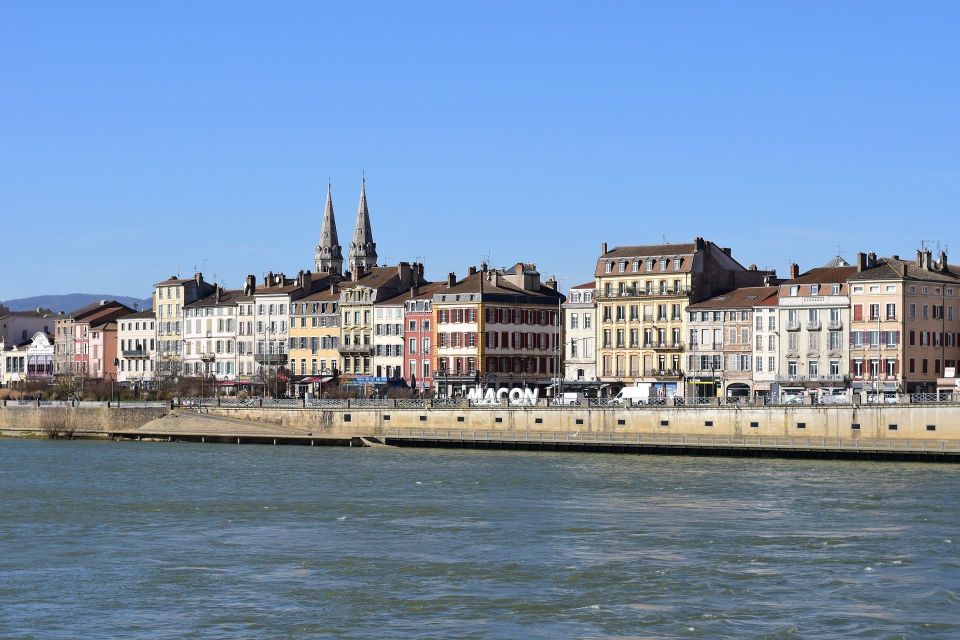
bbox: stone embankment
[4,401,960,460]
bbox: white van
[612,385,652,406]
[553,392,586,406]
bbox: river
[1,439,958,638]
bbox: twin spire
[314,177,378,276]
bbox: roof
[338,266,405,290]
[123,310,156,320]
[784,266,858,285]
[186,288,251,308]
[153,276,196,286]
[601,243,697,259]
[687,286,779,310]
[74,303,135,325]
[436,269,564,303]
[0,309,54,318]
[570,281,595,290]
[377,282,447,306]
[297,287,341,303]
[90,321,117,331]
[848,258,960,284]
[822,256,852,268]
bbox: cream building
[117,311,156,384]
[152,273,214,380]
[563,282,597,383]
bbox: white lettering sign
[467,387,540,406]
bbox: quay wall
[204,404,960,442]
[0,406,168,436]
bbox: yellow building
[288,285,341,392]
[594,237,769,396]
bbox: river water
[1,439,958,639]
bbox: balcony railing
[644,369,682,378]
[122,349,149,358]
[338,344,373,355]
[599,288,690,300]
[254,353,289,365]
[776,374,848,383]
[785,321,801,331]
[827,320,843,331]
[806,321,822,331]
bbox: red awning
[299,376,333,384]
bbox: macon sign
[466,387,540,406]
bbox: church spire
[348,175,377,274]
[315,180,343,275]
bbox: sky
[2,1,958,300]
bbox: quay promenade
[3,399,960,461]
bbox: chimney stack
[790,263,800,279]
[546,277,557,290]
[857,252,867,272]
[447,272,456,288]
[939,250,948,272]
[695,237,706,251]
[722,247,732,256]
[195,272,203,287]
[601,242,608,255]
[244,274,256,295]
[868,252,877,267]
[468,266,477,276]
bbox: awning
[299,376,333,384]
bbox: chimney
[480,261,488,272]
[468,265,477,276]
[195,272,203,287]
[868,252,877,267]
[545,277,557,290]
[244,274,256,295]
[417,263,424,279]
[925,249,934,271]
[215,286,222,303]
[601,242,608,255]
[790,263,799,279]
[892,254,900,261]
[857,252,867,272]
[695,237,706,251]
[721,247,732,256]
[939,250,948,272]
[447,272,456,288]
[329,283,339,295]
[410,285,420,298]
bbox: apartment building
[848,249,960,394]
[183,286,247,382]
[153,273,214,378]
[751,292,780,400]
[54,300,128,376]
[69,301,135,378]
[373,295,406,380]
[288,285,340,391]
[777,259,857,399]
[338,263,426,379]
[117,311,156,384]
[0,332,54,386]
[563,282,597,383]
[399,283,444,392]
[0,307,54,344]
[595,237,770,397]
[433,263,563,396]
[88,320,120,380]
[686,287,778,399]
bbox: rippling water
[1,439,958,639]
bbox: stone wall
[0,406,168,436]
[205,404,960,441]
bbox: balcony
[598,288,690,301]
[338,344,373,355]
[776,374,848,383]
[806,321,822,331]
[254,353,288,365]
[828,320,843,331]
[785,321,801,331]
[655,341,685,351]
[644,369,683,379]
[122,349,149,358]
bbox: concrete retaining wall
[205,404,960,442]
[0,406,168,436]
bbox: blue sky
[2,1,958,300]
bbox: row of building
[3,179,958,398]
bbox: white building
[117,311,156,384]
[373,297,405,380]
[751,295,780,400]
[563,282,597,382]
[183,287,240,382]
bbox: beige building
[595,237,770,397]
[777,259,857,399]
[848,249,960,395]
[686,286,778,399]
[152,273,214,380]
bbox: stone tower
[348,176,377,274]
[315,181,343,275]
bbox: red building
[398,282,444,392]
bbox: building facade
[153,273,214,380]
[183,286,246,383]
[117,311,156,384]
[288,285,341,390]
[563,282,597,383]
[433,263,564,396]
[776,260,857,400]
[595,237,770,397]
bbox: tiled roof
[687,286,779,310]
[186,288,250,308]
[602,243,697,259]
[123,310,156,319]
[784,266,859,285]
[848,258,960,284]
[436,270,564,302]
[378,282,447,305]
[570,281,595,290]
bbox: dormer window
[790,285,799,296]
[618,261,626,273]
[605,261,613,273]
[646,259,654,271]
[660,259,668,270]
[832,285,841,295]
[674,258,682,269]
[811,285,820,295]
[632,260,640,272]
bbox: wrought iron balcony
[776,374,848,383]
[827,320,843,331]
[806,321,822,331]
[785,321,801,331]
[338,344,373,355]
[122,349,149,358]
[644,369,683,378]
[254,353,288,365]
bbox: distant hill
[1,294,152,314]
